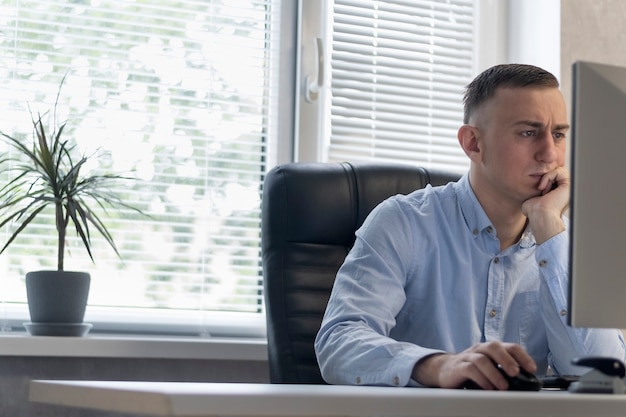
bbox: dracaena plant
[0,98,140,271]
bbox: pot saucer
[23,322,92,337]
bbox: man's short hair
[463,64,560,124]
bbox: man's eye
[553,132,566,140]
[522,130,536,137]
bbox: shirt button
[539,259,547,267]
[473,228,479,236]
[356,377,361,384]
[393,376,400,386]
[486,226,493,233]
[489,309,497,318]
[560,309,567,316]
[493,257,500,264]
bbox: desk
[29,380,626,417]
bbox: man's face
[470,86,569,205]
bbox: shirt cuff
[535,231,569,282]
[387,346,446,387]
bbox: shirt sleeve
[314,198,444,387]
[536,231,626,375]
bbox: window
[327,0,475,172]
[0,0,291,336]
[298,0,493,174]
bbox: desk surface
[29,380,626,417]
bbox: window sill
[0,333,268,361]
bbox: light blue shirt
[314,174,626,386]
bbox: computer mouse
[503,367,542,391]
[463,366,542,391]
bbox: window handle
[305,37,324,103]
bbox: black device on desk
[567,357,625,394]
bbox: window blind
[329,0,475,173]
[0,0,280,335]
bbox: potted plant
[0,84,141,336]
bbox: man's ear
[457,124,482,163]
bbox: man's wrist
[529,213,565,245]
[411,352,448,387]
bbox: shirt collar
[455,173,536,249]
[456,173,492,237]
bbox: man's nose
[536,133,558,163]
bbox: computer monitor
[568,61,626,329]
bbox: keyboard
[538,375,580,390]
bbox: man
[314,63,626,390]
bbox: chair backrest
[261,162,461,383]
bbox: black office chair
[261,162,461,384]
